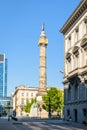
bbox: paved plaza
[0,117,87,130]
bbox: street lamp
[59,70,64,74]
[48,97,51,119]
[39,107,42,118]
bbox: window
[26,99,29,103]
[83,48,87,66]
[74,78,79,100]
[85,48,87,65]
[74,54,79,69]
[31,93,33,97]
[26,93,28,96]
[67,109,70,116]
[67,58,71,73]
[85,87,87,98]
[22,93,24,96]
[68,36,71,50]
[85,80,87,97]
[21,99,24,105]
[66,53,71,73]
[81,38,87,66]
[72,46,79,69]
[83,108,87,117]
[68,84,71,101]
[75,27,79,42]
[84,17,87,34]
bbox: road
[0,117,87,130]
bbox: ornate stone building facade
[60,0,87,123]
[13,85,38,116]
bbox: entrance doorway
[74,109,78,122]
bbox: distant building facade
[0,54,7,97]
[60,0,87,123]
[13,85,38,116]
[0,96,13,116]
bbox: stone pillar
[39,44,47,93]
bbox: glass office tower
[0,54,13,116]
[0,54,7,97]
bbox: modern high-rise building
[0,54,7,97]
[0,54,12,116]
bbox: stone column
[37,24,48,97]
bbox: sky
[0,0,81,96]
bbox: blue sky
[0,0,81,96]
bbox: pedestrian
[8,115,10,121]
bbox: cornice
[60,0,87,34]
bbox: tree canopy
[24,98,36,113]
[42,87,64,114]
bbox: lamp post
[48,97,51,119]
[39,107,42,118]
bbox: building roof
[12,85,38,96]
[60,0,87,34]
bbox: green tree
[24,98,36,113]
[42,87,64,115]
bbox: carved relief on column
[78,75,87,88]
[78,75,85,84]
